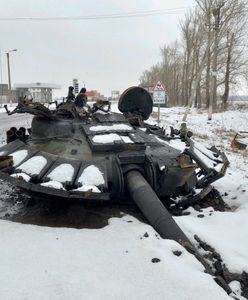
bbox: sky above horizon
[0,0,195,97]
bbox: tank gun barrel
[125,170,231,285]
[125,170,191,245]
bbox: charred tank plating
[0,87,229,247]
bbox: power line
[0,7,189,21]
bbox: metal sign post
[158,103,160,124]
[153,80,166,125]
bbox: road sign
[153,80,166,104]
[153,80,166,124]
[153,80,165,92]
[153,90,166,105]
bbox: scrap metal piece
[0,156,13,170]
[186,138,229,188]
[179,154,197,169]
[173,185,213,210]
[5,98,54,120]
[231,133,247,150]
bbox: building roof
[85,90,100,97]
[14,83,61,89]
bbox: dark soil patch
[151,258,160,263]
[0,181,145,229]
[4,197,145,229]
[173,250,182,257]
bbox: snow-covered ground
[150,104,248,273]
[0,102,247,300]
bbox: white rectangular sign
[153,91,166,104]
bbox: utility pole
[0,49,3,104]
[208,1,225,120]
[6,49,17,103]
[6,52,11,102]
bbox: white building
[13,82,60,103]
[0,84,8,104]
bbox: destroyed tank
[0,86,229,246]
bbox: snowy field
[0,102,248,299]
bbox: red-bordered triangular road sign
[153,80,165,91]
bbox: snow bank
[176,206,248,273]
[18,156,47,175]
[47,164,74,183]
[150,105,248,275]
[90,124,132,132]
[78,165,104,186]
[0,217,230,300]
[10,150,28,166]
[75,165,104,192]
[40,181,64,190]
[93,134,136,144]
[93,133,121,144]
[74,184,101,193]
[11,173,30,182]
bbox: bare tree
[140,42,184,107]
[139,0,248,117]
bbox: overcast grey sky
[0,0,195,97]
